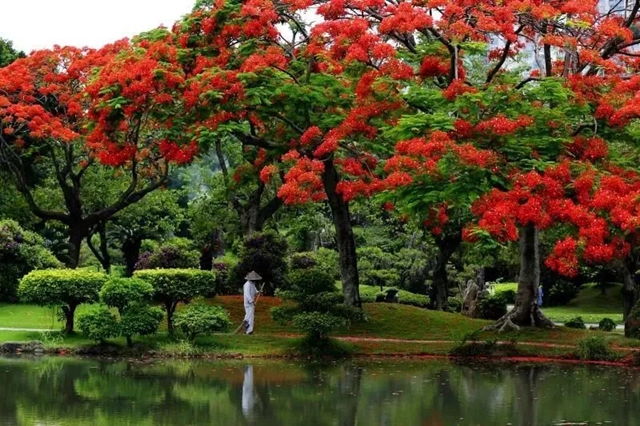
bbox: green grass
[493,282,624,324]
[0,303,98,330]
[543,283,624,324]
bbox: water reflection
[0,356,638,425]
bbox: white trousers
[243,304,255,334]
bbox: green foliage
[230,231,288,295]
[272,267,358,348]
[213,260,237,295]
[135,239,200,270]
[0,220,62,302]
[77,308,119,343]
[565,316,587,329]
[546,280,579,307]
[134,269,215,333]
[173,303,231,341]
[119,305,164,343]
[287,268,336,295]
[477,295,507,320]
[447,297,463,313]
[598,317,617,332]
[313,248,340,279]
[497,289,517,304]
[100,277,154,312]
[0,38,25,68]
[289,252,318,270]
[359,285,430,308]
[19,269,107,308]
[576,336,616,361]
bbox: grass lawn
[493,282,624,324]
[2,294,638,359]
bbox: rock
[625,301,640,338]
[0,341,44,354]
[461,280,481,318]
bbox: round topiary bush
[173,303,231,341]
[598,317,617,332]
[119,305,164,346]
[288,268,336,295]
[289,252,318,270]
[19,269,107,333]
[546,280,579,306]
[77,308,119,343]
[565,316,586,329]
[134,269,215,335]
[477,294,507,320]
[100,277,154,313]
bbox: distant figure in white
[242,365,258,421]
[243,271,262,335]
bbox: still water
[0,356,638,425]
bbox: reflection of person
[243,271,262,335]
[537,285,544,306]
[242,365,257,420]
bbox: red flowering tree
[0,36,191,267]
[300,0,640,327]
[168,0,414,307]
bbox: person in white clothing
[243,271,262,335]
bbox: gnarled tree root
[483,305,555,333]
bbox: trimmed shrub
[230,231,288,296]
[272,267,360,350]
[0,220,62,302]
[287,268,336,295]
[135,239,199,270]
[359,285,430,308]
[19,269,107,333]
[598,317,617,332]
[497,289,517,305]
[99,277,162,346]
[576,335,616,361]
[289,252,318,270]
[477,295,507,320]
[174,303,231,341]
[77,308,119,343]
[314,248,340,279]
[119,305,164,346]
[565,316,586,329]
[100,277,154,312]
[546,280,579,307]
[134,269,215,335]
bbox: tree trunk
[485,224,554,331]
[322,158,361,308]
[61,304,77,334]
[432,231,462,311]
[200,246,214,271]
[240,203,261,236]
[622,257,637,321]
[98,224,111,274]
[166,303,176,336]
[67,224,87,269]
[122,237,142,277]
[126,335,133,348]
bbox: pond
[0,356,638,425]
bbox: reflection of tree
[336,365,363,426]
[514,366,542,426]
[3,358,640,425]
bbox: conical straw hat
[245,271,262,280]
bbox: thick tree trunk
[86,223,111,274]
[122,237,142,277]
[200,247,214,271]
[61,304,77,334]
[622,257,637,321]
[240,203,261,236]
[485,225,554,331]
[126,335,133,348]
[432,231,462,311]
[322,158,361,308]
[67,224,87,269]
